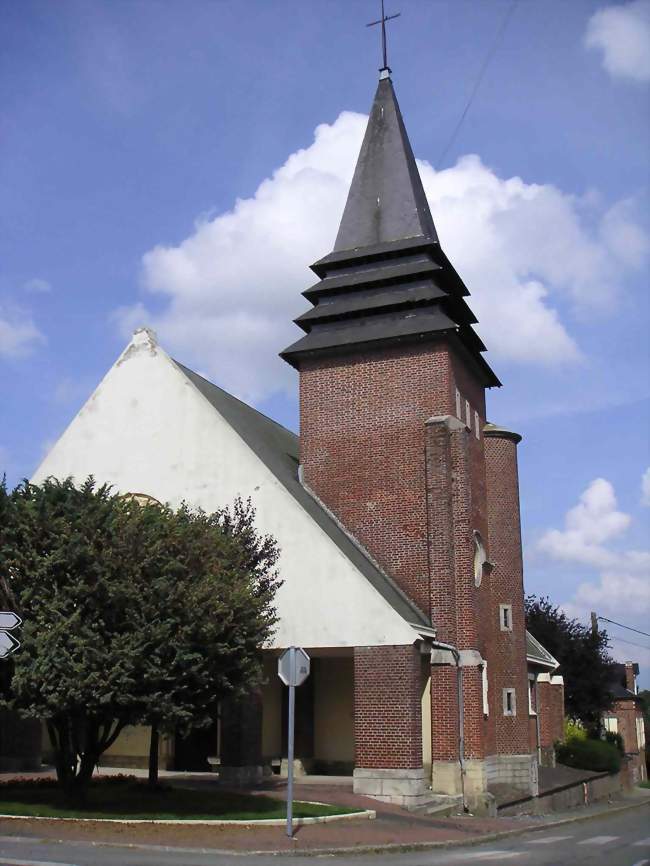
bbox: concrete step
[408,794,464,816]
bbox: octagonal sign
[278,647,310,687]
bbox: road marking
[578,835,620,845]
[630,859,650,866]
[465,853,523,861]
[634,838,650,846]
[0,859,81,866]
[527,834,574,844]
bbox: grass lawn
[639,780,650,789]
[0,780,356,821]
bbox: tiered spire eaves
[281,75,500,389]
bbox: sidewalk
[0,769,648,855]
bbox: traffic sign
[0,631,20,659]
[0,611,22,659]
[277,647,310,838]
[0,613,21,631]
[278,647,310,687]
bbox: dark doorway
[174,721,218,771]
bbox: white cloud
[0,304,45,360]
[23,277,52,294]
[539,478,631,567]
[115,111,646,403]
[541,476,650,667]
[585,0,650,83]
[642,467,650,506]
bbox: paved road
[0,804,648,866]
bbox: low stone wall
[486,754,539,796]
[353,767,430,808]
[499,770,625,816]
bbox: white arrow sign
[0,612,22,631]
[0,611,22,659]
[0,631,20,659]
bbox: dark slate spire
[334,75,438,252]
[281,74,500,389]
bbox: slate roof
[608,662,642,703]
[280,75,500,389]
[173,360,430,631]
[526,631,560,670]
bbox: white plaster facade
[33,328,419,650]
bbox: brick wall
[615,699,647,783]
[537,676,564,750]
[484,431,530,757]
[299,340,487,616]
[299,337,492,770]
[354,645,424,769]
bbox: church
[31,68,564,812]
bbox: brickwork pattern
[537,679,564,750]
[298,337,510,776]
[484,434,531,757]
[354,645,424,769]
[300,342,454,614]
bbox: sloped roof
[333,76,438,251]
[173,361,430,630]
[526,630,559,670]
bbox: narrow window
[503,688,516,716]
[473,531,487,587]
[465,399,471,429]
[499,604,513,632]
[482,663,489,716]
[528,676,536,715]
[474,410,480,439]
[455,388,461,420]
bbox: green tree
[0,477,280,797]
[525,595,616,735]
[120,496,280,786]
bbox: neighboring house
[526,632,564,767]
[22,69,563,811]
[603,662,647,784]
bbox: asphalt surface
[0,803,648,866]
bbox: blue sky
[2,0,649,681]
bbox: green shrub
[556,737,621,773]
[604,731,624,754]
[564,718,587,741]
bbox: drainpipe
[431,640,468,812]
[533,675,542,765]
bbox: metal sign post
[278,646,310,838]
[0,612,22,659]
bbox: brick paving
[0,771,536,853]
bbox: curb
[0,794,647,858]
[0,807,375,828]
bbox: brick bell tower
[282,70,533,807]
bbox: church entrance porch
[259,650,355,778]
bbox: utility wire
[436,0,519,169]
[597,616,650,639]
[606,635,650,652]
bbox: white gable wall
[33,330,417,648]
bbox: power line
[436,0,519,169]
[598,616,650,639]
[607,635,650,652]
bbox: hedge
[556,737,622,773]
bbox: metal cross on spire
[366,0,401,77]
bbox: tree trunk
[148,722,160,787]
